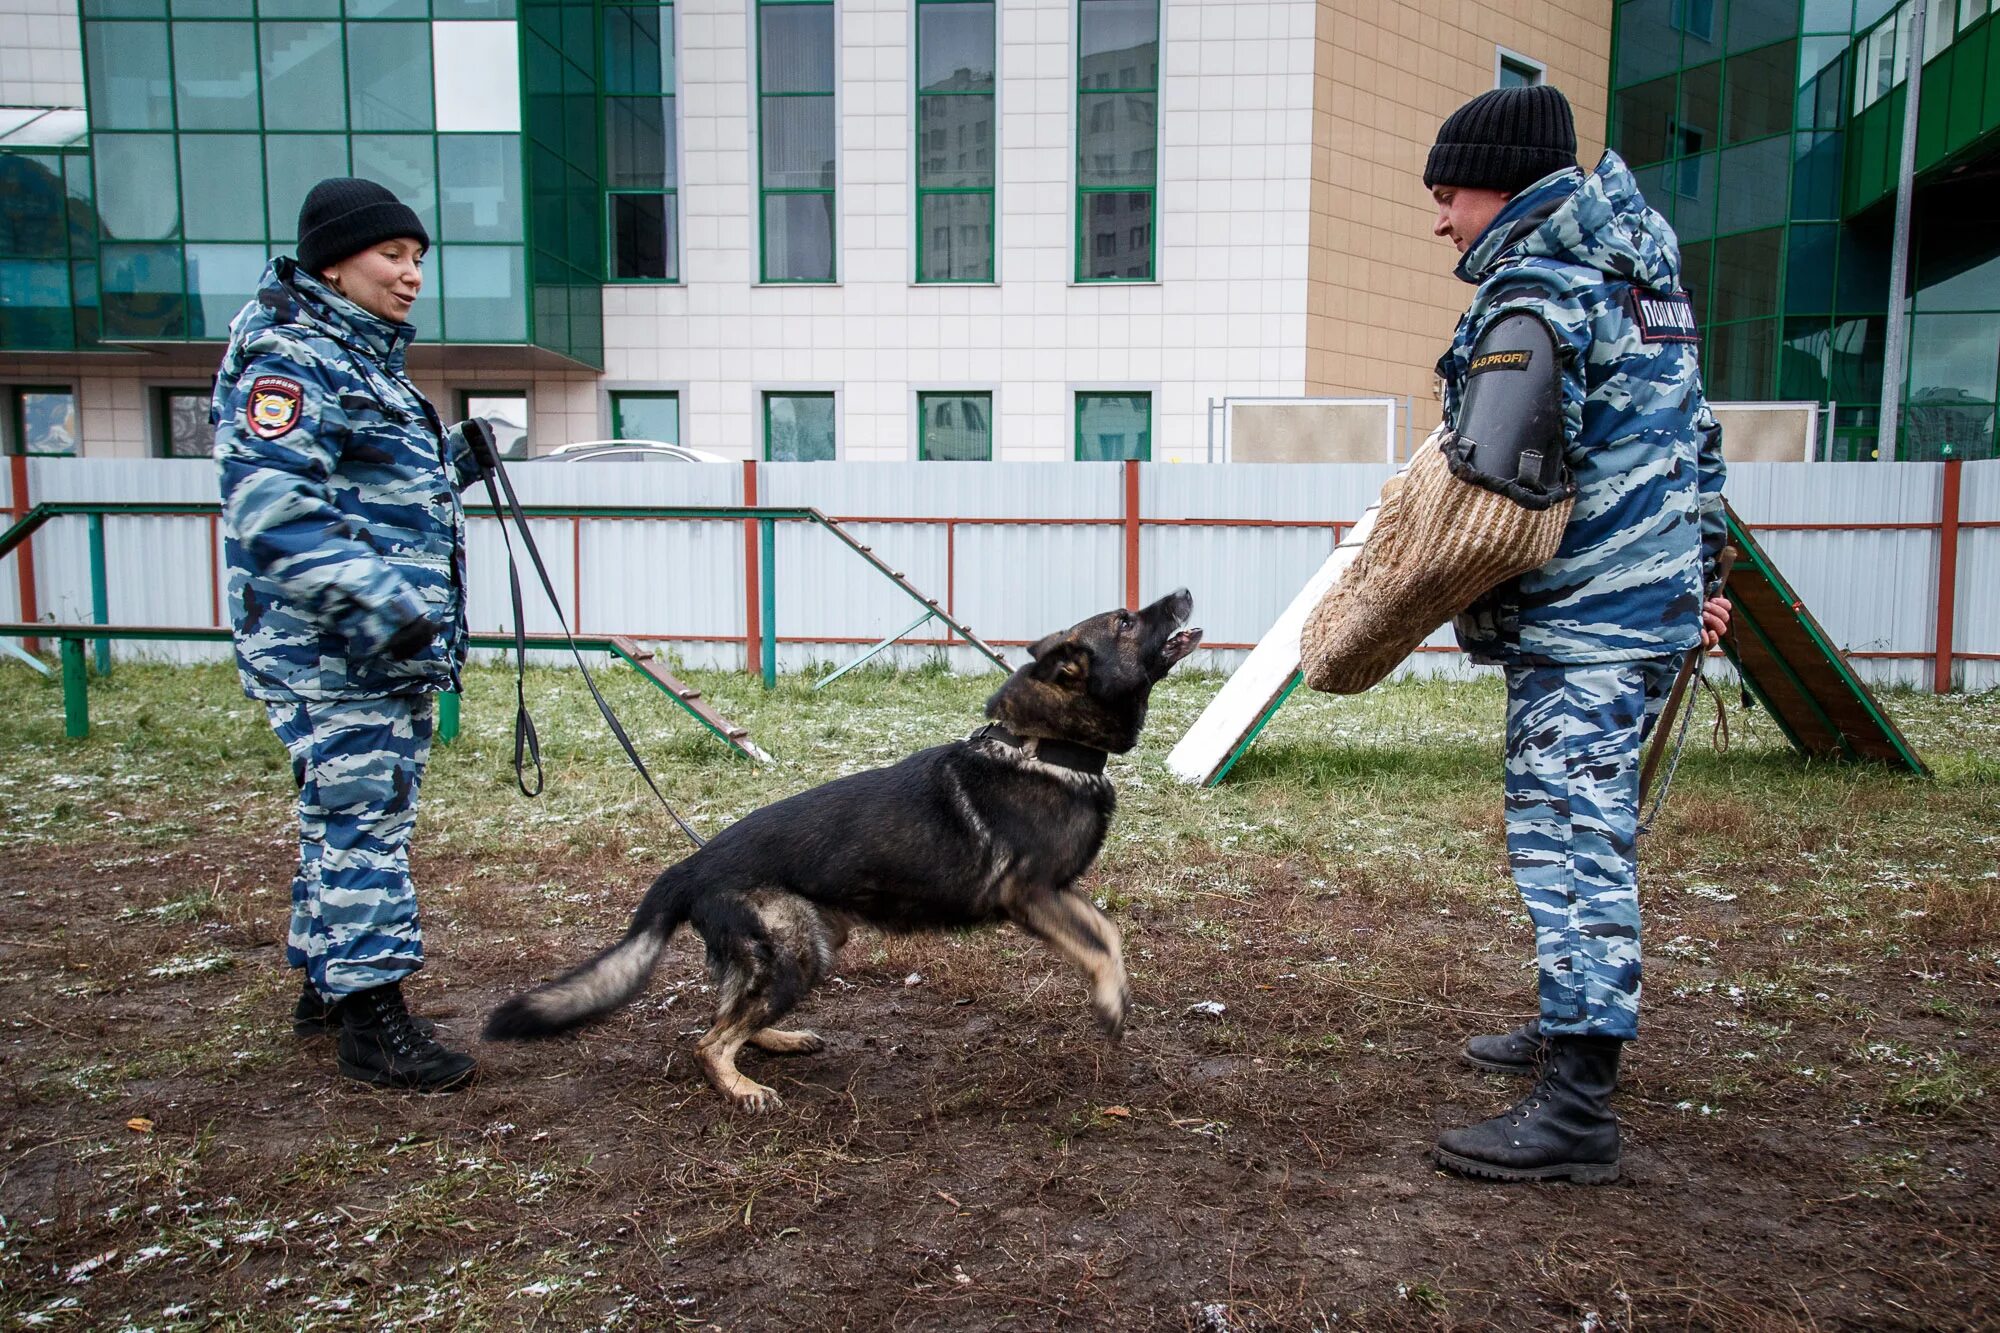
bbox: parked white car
[535,439,731,464]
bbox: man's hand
[458,418,500,478]
[1700,595,1731,649]
[383,613,442,661]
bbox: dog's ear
[1027,631,1065,661]
[1031,640,1090,691]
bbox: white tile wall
[0,0,84,110]
[608,0,1319,462]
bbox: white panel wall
[610,0,1318,463]
[0,0,83,109]
[12,458,1991,692]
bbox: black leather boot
[1433,1034,1622,1184]
[295,976,433,1037]
[1461,1018,1542,1075]
[335,982,477,1093]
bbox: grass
[0,657,1996,1329]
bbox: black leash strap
[475,455,707,850]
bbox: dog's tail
[483,861,700,1041]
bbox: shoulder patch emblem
[1631,290,1700,343]
[247,375,304,440]
[1468,349,1533,374]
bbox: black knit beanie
[296,177,429,274]
[1424,85,1577,193]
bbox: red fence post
[742,458,761,677]
[1123,458,1141,608]
[1935,457,1962,694]
[9,455,37,656]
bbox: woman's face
[320,237,425,324]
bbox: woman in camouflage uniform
[213,178,498,1093]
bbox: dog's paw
[1093,997,1129,1043]
[731,1080,783,1113]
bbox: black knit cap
[1424,85,1577,194]
[296,177,429,274]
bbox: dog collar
[974,723,1109,776]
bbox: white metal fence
[4,456,1994,691]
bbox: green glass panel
[1837,229,1890,310]
[1669,151,1714,241]
[1905,402,1995,459]
[256,0,339,14]
[1711,227,1783,322]
[1778,317,1833,399]
[761,97,834,188]
[347,22,433,132]
[1828,313,1886,400]
[1707,318,1776,398]
[1677,0,1725,65]
[917,94,995,188]
[1797,37,1847,127]
[438,244,525,340]
[919,393,992,460]
[0,260,74,348]
[83,0,165,18]
[1728,0,1797,52]
[1677,61,1719,148]
[71,260,101,343]
[1078,0,1156,88]
[607,96,677,189]
[346,0,425,18]
[611,391,679,443]
[185,242,266,337]
[1614,74,1675,166]
[1617,0,1681,87]
[604,5,673,95]
[172,22,260,131]
[439,134,523,241]
[86,22,174,130]
[765,392,835,460]
[759,5,834,93]
[1786,223,1837,312]
[1679,239,1712,327]
[180,136,266,240]
[0,155,70,258]
[99,242,187,339]
[1715,137,1788,233]
[170,0,251,15]
[1917,246,2000,311]
[918,192,993,281]
[432,0,517,16]
[261,23,347,132]
[1079,190,1152,280]
[609,192,674,279]
[1910,313,2000,401]
[264,134,350,243]
[918,2,994,92]
[1078,92,1156,187]
[1790,131,1842,219]
[352,135,441,240]
[1801,0,1852,32]
[63,155,95,251]
[1724,40,1796,142]
[93,134,181,240]
[761,192,834,280]
[1076,392,1150,460]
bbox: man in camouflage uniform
[1416,87,1731,1182]
[215,177,498,1092]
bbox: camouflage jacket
[214,259,481,701]
[1441,152,1728,665]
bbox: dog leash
[474,450,709,851]
[1637,545,1737,835]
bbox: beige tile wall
[1306,0,1610,415]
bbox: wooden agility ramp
[1168,504,1926,786]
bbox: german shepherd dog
[484,590,1201,1110]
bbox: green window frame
[764,390,836,460]
[757,0,836,283]
[917,391,992,460]
[1074,391,1150,461]
[611,389,681,443]
[5,386,79,457]
[1075,0,1158,282]
[914,0,995,282]
[603,0,680,282]
[153,385,213,458]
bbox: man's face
[1430,184,1513,255]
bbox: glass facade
[1611,0,2000,458]
[1076,0,1158,281]
[0,152,98,350]
[915,0,995,281]
[757,0,836,283]
[1075,391,1150,460]
[602,0,678,281]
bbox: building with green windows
[3,0,1990,461]
[1610,0,2000,459]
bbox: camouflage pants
[1503,660,1678,1040]
[266,696,433,1000]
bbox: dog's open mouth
[1160,627,1203,666]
